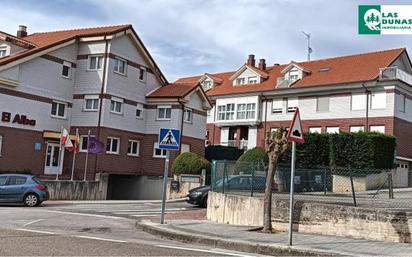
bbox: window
[371,92,386,109]
[127,140,140,156]
[350,126,364,133]
[309,127,322,133]
[153,142,167,158]
[138,67,147,82]
[80,135,95,152]
[217,105,226,120]
[326,127,340,134]
[351,93,366,110]
[236,78,245,85]
[289,69,299,81]
[0,47,7,57]
[370,125,385,133]
[0,176,6,186]
[399,94,406,112]
[106,137,120,154]
[317,96,330,112]
[84,95,99,111]
[248,76,258,84]
[237,104,246,119]
[136,103,143,119]
[110,97,123,114]
[226,104,235,120]
[62,61,71,78]
[287,98,298,112]
[7,176,27,186]
[51,101,66,118]
[246,103,256,119]
[88,55,103,70]
[184,108,193,123]
[202,80,212,90]
[0,135,2,156]
[157,106,172,120]
[114,57,127,75]
[272,99,283,114]
[181,143,190,153]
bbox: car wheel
[24,193,39,207]
[202,195,208,208]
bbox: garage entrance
[107,174,163,200]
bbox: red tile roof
[0,25,131,66]
[147,82,199,98]
[175,48,406,97]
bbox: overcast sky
[1,0,412,81]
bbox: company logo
[359,5,412,35]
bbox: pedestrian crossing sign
[158,128,181,151]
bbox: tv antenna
[302,31,312,61]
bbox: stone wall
[207,191,412,243]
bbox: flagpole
[56,126,63,181]
[83,130,90,181]
[70,128,78,181]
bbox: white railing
[221,140,248,150]
[380,67,412,86]
[276,77,292,88]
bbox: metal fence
[211,160,412,209]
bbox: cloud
[1,0,411,81]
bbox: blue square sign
[158,128,181,151]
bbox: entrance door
[44,142,63,175]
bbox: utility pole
[302,31,312,61]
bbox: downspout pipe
[361,83,370,132]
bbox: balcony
[379,67,412,86]
[221,140,248,150]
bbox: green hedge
[277,132,395,171]
[329,132,396,169]
[172,152,211,176]
[235,147,268,174]
[205,145,244,161]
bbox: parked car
[0,174,49,207]
[187,175,272,208]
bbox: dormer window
[202,80,213,91]
[248,76,258,84]
[236,78,245,85]
[289,69,299,81]
[0,47,7,57]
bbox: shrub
[172,152,211,176]
[205,145,244,161]
[234,147,268,174]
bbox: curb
[47,198,187,205]
[136,221,341,256]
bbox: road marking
[46,210,125,219]
[155,244,255,257]
[130,214,158,217]
[16,228,55,235]
[75,235,127,243]
[23,219,44,227]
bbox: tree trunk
[263,158,275,232]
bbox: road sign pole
[160,150,170,224]
[288,141,296,246]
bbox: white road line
[16,228,55,235]
[75,235,127,243]
[130,214,158,217]
[46,210,125,219]
[113,211,175,215]
[23,219,44,227]
[156,244,255,257]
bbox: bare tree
[263,128,289,232]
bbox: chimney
[258,59,266,71]
[247,54,255,67]
[17,25,27,38]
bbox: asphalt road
[0,202,266,256]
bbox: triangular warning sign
[160,130,178,146]
[287,108,305,143]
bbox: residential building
[176,49,412,172]
[0,25,211,199]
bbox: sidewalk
[138,220,412,256]
[45,198,187,205]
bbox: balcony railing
[380,67,412,86]
[221,140,248,150]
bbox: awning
[43,131,77,140]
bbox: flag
[60,128,73,149]
[88,138,105,155]
[67,129,80,153]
